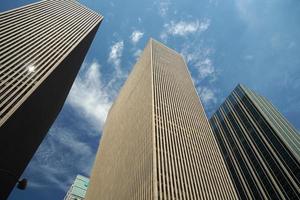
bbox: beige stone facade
[86,39,237,200]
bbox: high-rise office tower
[0,1,103,198]
[64,175,90,200]
[86,39,237,200]
[209,84,300,199]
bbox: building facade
[0,1,103,198]
[85,39,237,200]
[209,84,300,199]
[64,175,90,200]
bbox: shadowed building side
[209,84,300,199]
[0,1,103,198]
[86,39,237,199]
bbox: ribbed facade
[209,84,300,199]
[0,0,102,122]
[0,1,102,198]
[86,39,154,200]
[86,39,237,200]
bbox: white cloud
[181,43,216,83]
[195,58,216,80]
[180,41,218,109]
[156,0,171,17]
[108,41,124,68]
[198,87,217,105]
[27,57,128,191]
[133,49,142,59]
[106,40,128,90]
[25,125,95,191]
[67,41,127,133]
[106,40,128,93]
[67,61,112,132]
[130,30,144,44]
[161,19,210,40]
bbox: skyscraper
[0,1,103,198]
[209,84,300,199]
[86,39,237,199]
[64,175,90,200]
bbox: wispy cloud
[196,58,216,80]
[181,43,217,83]
[67,40,127,134]
[108,41,124,69]
[155,0,171,17]
[180,35,218,109]
[28,55,128,192]
[161,19,210,41]
[106,40,128,95]
[130,30,144,44]
[198,86,217,106]
[67,61,112,132]
[25,125,94,191]
[138,17,142,23]
[133,49,142,59]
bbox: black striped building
[0,1,102,198]
[210,84,300,199]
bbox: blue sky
[1,0,300,199]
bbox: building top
[237,84,300,160]
[209,83,300,199]
[0,0,103,126]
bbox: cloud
[155,0,171,17]
[106,40,128,92]
[25,125,94,191]
[133,49,142,59]
[67,41,127,133]
[130,30,144,44]
[195,58,216,80]
[26,56,128,192]
[179,39,218,112]
[161,19,210,40]
[181,43,216,83]
[108,41,124,68]
[67,61,112,132]
[198,86,217,106]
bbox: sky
[1,0,300,199]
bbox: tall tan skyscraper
[86,39,237,199]
[0,1,102,198]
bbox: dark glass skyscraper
[210,84,300,199]
[0,1,102,198]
